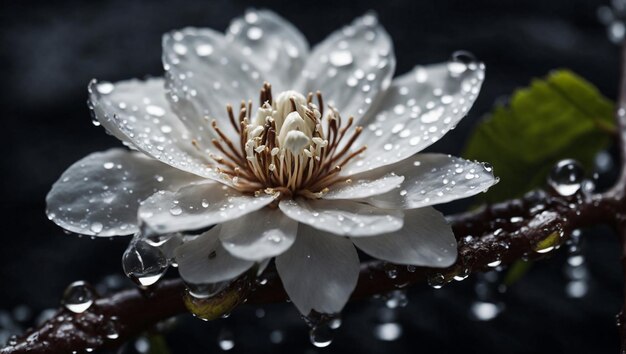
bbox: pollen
[207,82,366,199]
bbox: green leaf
[463,70,615,202]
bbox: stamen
[206,83,366,199]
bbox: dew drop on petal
[196,44,214,57]
[96,82,115,94]
[329,50,353,67]
[247,26,263,40]
[169,205,183,216]
[90,222,104,234]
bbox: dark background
[0,0,623,353]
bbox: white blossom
[46,9,496,316]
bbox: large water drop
[548,159,584,196]
[122,238,169,287]
[62,281,96,314]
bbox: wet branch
[2,182,624,353]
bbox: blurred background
[0,0,623,353]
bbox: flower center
[203,83,366,199]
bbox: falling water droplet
[470,301,502,321]
[374,322,403,341]
[122,238,169,287]
[62,281,96,313]
[548,159,584,196]
[470,271,505,321]
[218,328,235,351]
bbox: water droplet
[196,44,214,57]
[97,82,114,94]
[90,222,103,234]
[146,105,166,117]
[62,281,96,313]
[134,337,150,353]
[329,50,353,67]
[169,205,183,216]
[548,159,584,196]
[122,238,169,287]
[309,323,333,348]
[218,328,235,351]
[374,322,403,341]
[427,273,445,289]
[247,26,263,40]
[103,162,115,169]
[269,329,284,343]
[104,318,119,339]
[470,301,502,321]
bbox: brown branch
[2,185,623,354]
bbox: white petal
[219,208,298,261]
[322,173,404,200]
[175,225,254,284]
[276,225,360,315]
[226,9,309,91]
[138,182,277,234]
[163,28,264,144]
[296,13,395,121]
[362,154,497,209]
[345,59,485,174]
[278,198,403,237]
[88,78,223,181]
[46,149,201,237]
[352,207,457,267]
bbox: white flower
[46,9,496,316]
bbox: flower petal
[175,225,254,284]
[362,153,497,209]
[275,225,360,315]
[352,207,457,267]
[88,78,222,180]
[138,182,277,234]
[46,148,201,237]
[226,9,309,92]
[296,13,395,121]
[219,208,298,261]
[278,198,403,237]
[345,59,485,175]
[163,28,264,143]
[322,173,404,200]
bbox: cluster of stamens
[199,82,366,199]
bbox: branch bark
[1,184,623,354]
